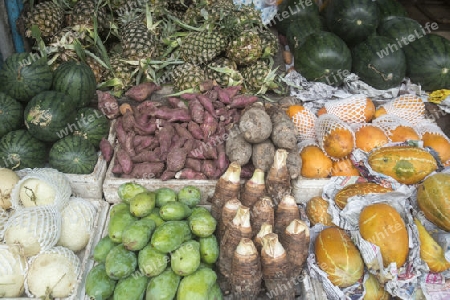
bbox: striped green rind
[376,0,408,21]
[0,129,48,170]
[273,0,319,36]
[73,107,110,149]
[377,16,424,45]
[49,135,98,174]
[325,0,379,46]
[403,34,450,91]
[52,61,97,108]
[24,90,77,142]
[0,53,53,102]
[351,36,406,90]
[286,14,323,50]
[294,31,352,86]
[0,92,24,138]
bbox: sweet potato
[252,139,276,172]
[121,110,136,132]
[199,79,215,92]
[188,140,207,159]
[216,87,232,105]
[202,160,216,179]
[125,82,162,102]
[201,111,218,140]
[160,170,177,181]
[175,168,207,180]
[154,107,191,122]
[167,97,188,109]
[188,121,204,140]
[157,123,175,155]
[134,118,157,135]
[166,147,188,172]
[188,99,205,123]
[197,94,217,118]
[97,90,120,119]
[183,139,195,152]
[225,129,252,165]
[100,138,114,162]
[131,148,162,163]
[136,100,158,115]
[202,139,219,160]
[229,95,259,109]
[239,104,272,143]
[223,86,242,99]
[216,142,229,174]
[185,158,203,172]
[124,132,136,157]
[111,160,123,174]
[115,118,127,146]
[134,135,159,153]
[125,162,165,179]
[117,148,133,174]
[286,149,301,180]
[174,123,194,140]
[180,93,198,101]
[205,89,218,102]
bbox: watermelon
[49,135,98,174]
[293,31,352,86]
[273,0,320,36]
[73,107,110,148]
[376,0,408,21]
[24,90,77,142]
[403,34,450,91]
[52,61,97,108]
[286,14,323,50]
[0,53,53,102]
[0,129,48,170]
[352,36,406,90]
[325,0,379,46]
[0,93,24,138]
[377,16,425,46]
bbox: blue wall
[5,0,25,53]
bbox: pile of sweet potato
[109,83,259,180]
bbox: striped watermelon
[52,61,97,108]
[403,34,450,91]
[73,107,110,148]
[293,31,352,86]
[377,16,424,46]
[24,90,77,142]
[49,135,98,174]
[325,0,379,46]
[352,36,406,90]
[286,14,323,50]
[376,0,408,21]
[274,0,320,36]
[0,129,48,170]
[0,53,53,102]
[0,93,24,138]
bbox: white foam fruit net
[25,246,81,298]
[0,244,27,281]
[10,168,72,211]
[61,197,97,232]
[378,94,425,125]
[321,94,372,124]
[372,114,421,141]
[315,114,356,160]
[3,205,61,257]
[290,107,317,141]
[0,208,8,240]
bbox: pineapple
[206,57,243,87]
[179,30,227,65]
[240,60,280,94]
[121,21,162,60]
[259,28,279,59]
[226,28,262,66]
[104,56,139,92]
[25,1,65,40]
[172,62,207,91]
[85,55,106,83]
[69,0,109,30]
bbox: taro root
[240,169,266,209]
[210,162,241,221]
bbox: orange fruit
[355,125,389,152]
[422,132,450,164]
[286,105,316,139]
[322,128,355,159]
[300,145,332,178]
[331,157,361,176]
[318,98,375,123]
[388,125,420,142]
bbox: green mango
[129,191,156,217]
[146,268,181,300]
[188,208,217,238]
[93,235,119,264]
[85,263,117,300]
[108,208,138,243]
[151,221,192,253]
[208,282,223,300]
[118,182,148,203]
[198,262,213,269]
[142,207,165,227]
[105,244,137,280]
[109,203,129,216]
[176,267,217,300]
[113,272,148,300]
[122,218,156,251]
[199,235,219,264]
[171,240,201,276]
[155,187,178,207]
[177,185,201,208]
[138,244,169,277]
[159,202,192,221]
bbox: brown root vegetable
[202,159,216,179]
[219,198,242,241]
[175,168,207,180]
[116,148,133,174]
[252,140,276,172]
[134,118,157,135]
[97,90,120,119]
[157,123,175,155]
[274,195,300,236]
[279,219,310,278]
[216,86,232,105]
[201,139,219,160]
[251,196,274,238]
[153,107,191,122]
[260,233,294,300]
[239,103,272,143]
[197,94,218,118]
[188,99,205,123]
[223,85,242,99]
[230,238,262,300]
[125,82,162,102]
[132,149,163,163]
[180,93,198,101]
[125,162,165,179]
[210,162,242,221]
[271,120,298,151]
[216,143,229,174]
[229,95,259,109]
[185,158,202,172]
[174,123,194,140]
[115,118,127,146]
[199,79,215,92]
[135,136,159,153]
[201,111,218,140]
[188,140,207,160]
[119,103,133,115]
[241,169,266,209]
[205,89,218,102]
[286,149,301,180]
[100,138,114,162]
[121,110,136,132]
[124,133,136,157]
[160,170,177,181]
[111,160,123,174]
[166,147,188,172]
[240,162,256,180]
[225,129,252,166]
[254,223,273,253]
[187,121,204,140]
[167,97,188,109]
[266,149,291,206]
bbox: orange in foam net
[286,105,317,140]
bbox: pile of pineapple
[22,0,284,95]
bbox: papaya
[171,240,201,276]
[108,207,138,243]
[113,273,148,300]
[138,244,169,277]
[176,267,217,300]
[85,263,116,299]
[334,182,392,209]
[159,202,192,221]
[122,218,156,251]
[93,236,119,264]
[129,191,156,217]
[151,221,192,253]
[146,269,181,300]
[105,244,137,280]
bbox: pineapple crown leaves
[208,66,243,86]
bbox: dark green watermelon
[273,0,320,36]
[352,36,406,90]
[376,0,408,21]
[24,90,77,142]
[0,129,47,170]
[49,135,98,174]
[377,16,425,47]
[293,31,352,86]
[73,107,110,148]
[286,14,323,50]
[52,61,97,108]
[403,34,450,91]
[0,53,53,102]
[325,0,379,46]
[0,93,24,138]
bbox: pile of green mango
[85,183,223,300]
